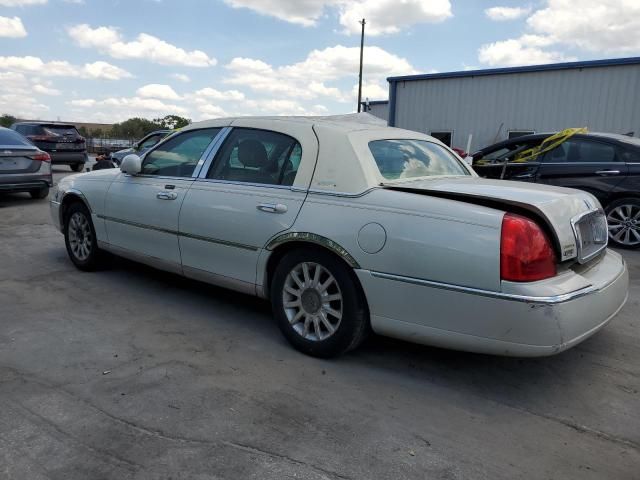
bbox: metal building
[360,100,389,122]
[384,57,640,151]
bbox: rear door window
[542,139,618,163]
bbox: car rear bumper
[0,172,53,193]
[356,249,628,356]
[49,152,87,164]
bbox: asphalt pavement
[0,166,639,480]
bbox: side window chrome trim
[192,177,299,191]
[195,127,233,179]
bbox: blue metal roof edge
[387,56,640,83]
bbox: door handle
[257,203,288,214]
[157,191,178,200]
[595,170,620,176]
[512,173,534,179]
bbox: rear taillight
[33,152,51,163]
[500,213,557,282]
[28,135,54,142]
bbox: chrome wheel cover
[68,212,92,261]
[282,262,343,342]
[607,204,640,246]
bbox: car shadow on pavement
[0,192,49,207]
[102,252,608,407]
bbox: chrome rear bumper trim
[370,263,626,305]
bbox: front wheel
[64,202,104,271]
[605,198,640,249]
[271,248,369,358]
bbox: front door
[536,138,628,204]
[179,127,313,291]
[104,128,222,270]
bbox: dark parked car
[0,126,53,199]
[11,122,88,172]
[472,132,640,248]
[110,129,172,165]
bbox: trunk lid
[0,147,41,174]
[384,177,606,263]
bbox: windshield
[369,139,470,180]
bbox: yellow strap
[512,127,588,163]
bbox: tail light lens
[28,135,55,142]
[33,152,51,163]
[501,213,557,282]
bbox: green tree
[77,126,89,138]
[110,117,162,139]
[0,114,17,128]
[154,115,191,130]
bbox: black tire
[71,163,85,172]
[605,198,640,249]
[63,202,105,271]
[29,186,49,199]
[271,247,369,358]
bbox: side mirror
[133,142,140,150]
[120,154,142,175]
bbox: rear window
[42,125,79,136]
[369,139,469,180]
[0,128,32,146]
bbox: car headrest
[238,139,268,168]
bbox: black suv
[11,122,88,172]
[472,132,640,248]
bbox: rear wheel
[29,186,49,199]
[71,163,85,172]
[64,202,104,271]
[605,198,640,249]
[271,248,369,358]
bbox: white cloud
[485,6,531,21]
[68,96,189,123]
[223,0,452,35]
[339,0,452,36]
[170,73,191,83]
[478,37,572,66]
[225,45,415,102]
[137,83,181,100]
[479,0,640,67]
[527,0,640,53]
[223,0,339,27]
[192,87,245,101]
[0,55,132,79]
[0,16,27,38]
[0,0,46,5]
[0,71,50,118]
[67,24,217,67]
[32,83,61,95]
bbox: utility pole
[357,18,366,113]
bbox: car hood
[384,177,602,262]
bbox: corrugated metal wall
[392,64,640,151]
[366,102,389,122]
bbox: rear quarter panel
[290,188,503,291]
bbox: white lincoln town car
[51,115,629,358]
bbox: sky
[1,0,639,124]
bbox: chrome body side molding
[265,232,360,268]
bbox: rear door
[179,127,313,290]
[536,138,628,204]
